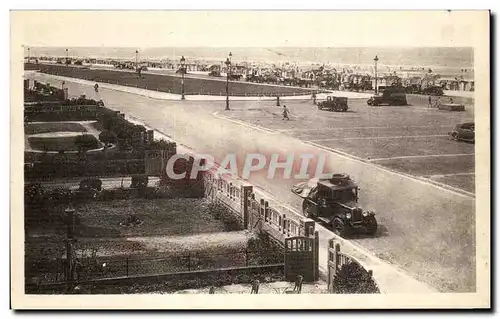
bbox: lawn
[27,63,314,96]
[25,122,88,135]
[74,198,228,238]
[24,197,255,284]
[28,134,100,152]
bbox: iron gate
[284,235,318,282]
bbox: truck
[367,86,408,106]
[317,96,349,112]
[291,173,378,237]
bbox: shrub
[130,174,148,189]
[98,130,117,144]
[79,178,103,191]
[74,134,100,153]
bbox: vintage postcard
[10,10,490,309]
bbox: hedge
[25,159,145,179]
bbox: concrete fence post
[260,199,265,219]
[334,243,341,272]
[241,185,253,229]
[311,231,319,281]
[282,214,287,235]
[264,201,269,222]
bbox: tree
[74,134,99,153]
[98,130,117,144]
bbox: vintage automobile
[367,86,408,106]
[208,70,222,77]
[317,96,349,112]
[291,173,378,237]
[449,122,474,143]
[421,86,444,96]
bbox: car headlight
[346,213,352,219]
[362,211,368,217]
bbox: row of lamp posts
[179,52,233,110]
[50,49,378,108]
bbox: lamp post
[180,55,186,100]
[225,56,231,110]
[27,47,30,61]
[65,48,69,65]
[64,206,76,288]
[374,55,379,94]
[135,50,139,71]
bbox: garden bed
[25,122,88,135]
[28,134,101,152]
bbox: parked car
[449,122,474,143]
[317,96,348,112]
[291,173,378,237]
[421,86,444,96]
[208,70,221,77]
[367,86,408,106]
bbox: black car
[291,173,378,237]
[449,122,474,143]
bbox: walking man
[428,95,432,107]
[282,105,290,121]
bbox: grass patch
[74,198,227,238]
[25,122,88,135]
[28,134,100,152]
[29,63,313,96]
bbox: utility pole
[374,55,379,94]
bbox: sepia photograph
[10,10,491,309]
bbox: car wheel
[451,132,459,140]
[332,217,348,237]
[302,201,312,218]
[364,215,378,236]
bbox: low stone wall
[26,264,285,294]
[200,168,315,247]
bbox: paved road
[35,74,476,292]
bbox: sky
[12,11,488,48]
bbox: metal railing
[26,247,284,285]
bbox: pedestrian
[449,97,454,104]
[250,279,260,294]
[428,95,432,107]
[312,92,317,105]
[282,105,290,121]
